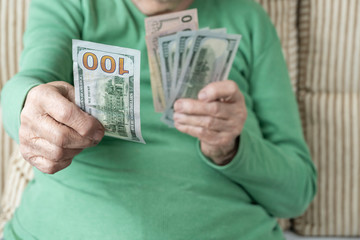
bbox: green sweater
[1,0,317,239]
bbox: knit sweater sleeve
[197,31,317,219]
[1,0,83,143]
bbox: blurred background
[0,0,359,239]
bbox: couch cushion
[0,149,33,237]
[0,0,31,203]
[294,0,360,236]
[0,0,32,237]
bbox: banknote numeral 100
[83,52,129,75]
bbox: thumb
[198,80,241,103]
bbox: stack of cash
[145,9,241,127]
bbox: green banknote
[145,9,199,112]
[72,40,145,143]
[158,34,178,102]
[161,32,241,126]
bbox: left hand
[173,80,247,166]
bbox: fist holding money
[173,80,247,165]
[19,81,105,174]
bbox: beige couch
[1,0,359,238]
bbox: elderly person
[1,0,317,239]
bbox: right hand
[19,81,105,174]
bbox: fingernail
[198,91,207,100]
[174,101,182,111]
[94,129,104,141]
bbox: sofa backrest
[0,0,32,203]
[295,0,360,236]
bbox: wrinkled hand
[19,81,105,174]
[173,80,247,166]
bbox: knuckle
[19,145,31,161]
[223,137,234,146]
[216,137,231,147]
[45,166,59,175]
[52,147,65,161]
[53,130,68,147]
[29,156,45,169]
[57,105,74,123]
[205,117,215,129]
[42,162,59,175]
[210,103,221,116]
[27,85,43,100]
[198,127,208,137]
[77,119,95,137]
[182,100,193,112]
[63,159,73,169]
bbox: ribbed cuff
[196,127,250,174]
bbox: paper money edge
[145,9,198,35]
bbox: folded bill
[72,40,145,144]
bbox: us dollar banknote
[72,40,145,144]
[145,9,198,112]
[162,32,241,126]
[158,34,178,102]
[166,28,223,97]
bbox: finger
[21,137,82,162]
[173,113,233,131]
[41,89,105,141]
[198,80,244,103]
[29,156,72,175]
[35,113,99,149]
[174,99,236,119]
[30,137,82,162]
[174,123,235,146]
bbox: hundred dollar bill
[162,32,241,126]
[145,9,198,112]
[169,28,226,99]
[171,31,196,98]
[158,34,178,102]
[72,40,145,144]
[158,28,217,103]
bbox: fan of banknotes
[72,9,241,144]
[145,9,242,127]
